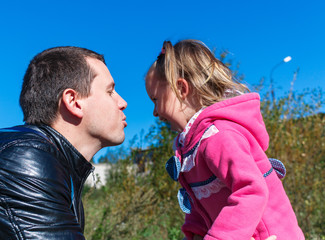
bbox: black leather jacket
[0,125,93,239]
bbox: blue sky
[1,0,324,162]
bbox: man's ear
[60,89,84,118]
[176,78,190,99]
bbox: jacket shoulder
[0,130,69,179]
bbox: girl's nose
[153,106,158,117]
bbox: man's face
[81,58,127,148]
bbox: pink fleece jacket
[174,93,304,240]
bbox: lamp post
[270,56,292,103]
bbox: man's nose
[117,93,127,110]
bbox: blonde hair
[146,39,249,109]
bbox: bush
[83,141,184,240]
[262,88,325,238]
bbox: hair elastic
[161,47,166,54]
[157,47,166,60]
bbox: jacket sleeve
[202,130,269,240]
[0,142,85,240]
[182,207,208,239]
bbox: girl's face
[146,76,192,133]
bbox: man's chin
[102,135,125,147]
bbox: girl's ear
[61,89,84,118]
[176,78,190,99]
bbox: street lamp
[270,56,292,103]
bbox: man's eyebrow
[106,82,115,91]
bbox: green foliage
[261,88,325,239]
[83,121,184,240]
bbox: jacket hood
[181,93,269,152]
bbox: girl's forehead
[146,77,169,95]
[146,75,167,87]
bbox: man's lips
[122,117,127,127]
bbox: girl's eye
[108,90,114,96]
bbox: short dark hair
[20,46,105,125]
